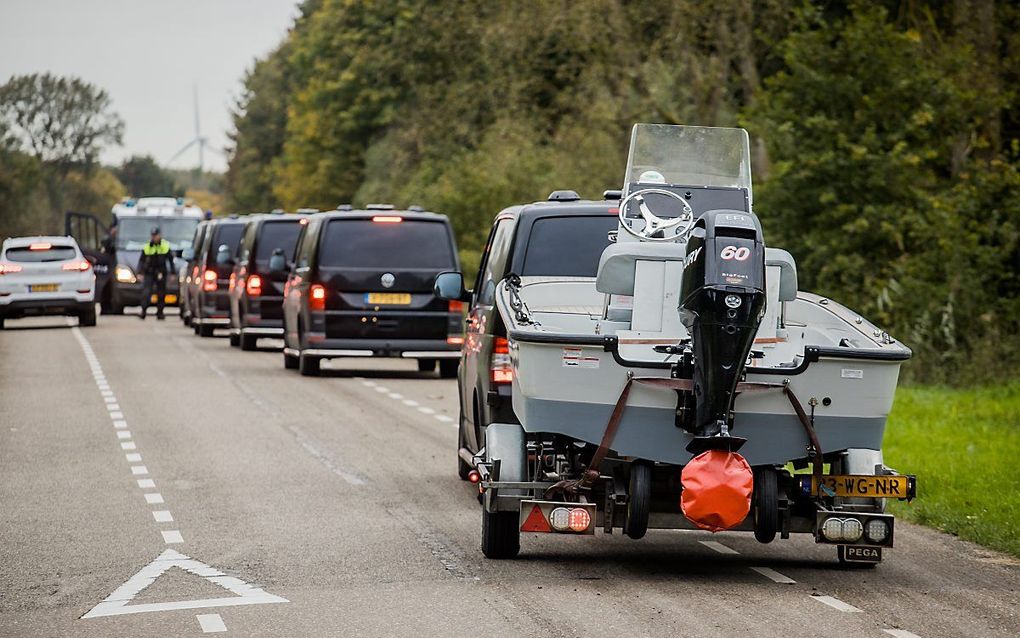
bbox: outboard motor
[679,210,766,453]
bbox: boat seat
[765,247,798,301]
[596,242,688,296]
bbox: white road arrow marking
[81,549,288,618]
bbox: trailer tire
[481,510,520,559]
[753,466,779,544]
[625,461,652,539]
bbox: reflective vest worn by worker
[140,239,172,274]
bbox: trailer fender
[485,423,527,509]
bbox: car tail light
[246,274,262,296]
[447,336,464,345]
[62,260,92,271]
[229,272,236,291]
[491,337,512,383]
[0,263,23,275]
[448,300,464,313]
[372,215,402,223]
[202,269,217,292]
[309,284,326,311]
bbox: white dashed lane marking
[144,493,164,504]
[197,613,227,633]
[699,540,740,555]
[811,595,862,613]
[131,465,149,475]
[402,399,419,407]
[434,415,453,423]
[121,442,137,450]
[117,431,132,440]
[126,453,142,462]
[417,406,435,415]
[883,630,923,638]
[137,479,155,489]
[152,511,174,523]
[162,530,184,544]
[113,420,128,429]
[749,566,796,584]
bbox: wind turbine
[168,85,209,172]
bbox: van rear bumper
[299,338,460,359]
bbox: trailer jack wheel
[752,466,779,543]
[625,462,652,540]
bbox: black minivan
[228,212,307,350]
[189,217,246,337]
[281,206,463,376]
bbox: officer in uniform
[138,227,174,320]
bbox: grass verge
[884,383,1020,557]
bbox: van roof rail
[407,205,426,212]
[366,203,395,210]
[602,189,622,201]
[336,204,353,211]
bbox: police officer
[138,227,174,320]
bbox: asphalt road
[1,314,1017,638]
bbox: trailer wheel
[753,466,779,544]
[625,461,652,539]
[481,510,520,559]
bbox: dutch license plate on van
[805,475,914,499]
[366,292,411,305]
[30,284,59,292]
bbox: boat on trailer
[457,124,914,563]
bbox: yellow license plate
[150,294,178,304]
[808,475,914,499]
[30,284,59,292]
[366,292,411,305]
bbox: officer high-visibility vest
[143,239,171,256]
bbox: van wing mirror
[181,247,195,261]
[434,271,468,301]
[215,243,233,266]
[268,248,287,273]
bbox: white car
[0,236,97,328]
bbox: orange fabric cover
[680,449,753,532]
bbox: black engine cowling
[679,210,766,452]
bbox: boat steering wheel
[617,188,694,242]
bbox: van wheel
[439,359,458,379]
[299,354,320,376]
[481,510,520,559]
[229,333,240,347]
[79,304,97,327]
[0,317,5,329]
[284,351,299,370]
[198,324,215,337]
[753,466,779,544]
[240,334,258,351]
[624,461,652,539]
[417,359,436,372]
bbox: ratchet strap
[544,376,825,497]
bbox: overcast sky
[0,0,300,173]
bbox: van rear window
[255,221,302,263]
[319,220,455,269]
[521,216,617,277]
[213,224,244,254]
[5,246,77,262]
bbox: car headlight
[115,265,137,283]
[865,518,889,543]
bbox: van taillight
[246,274,262,296]
[202,269,217,292]
[491,337,512,383]
[309,284,326,311]
[448,300,464,313]
[372,215,402,223]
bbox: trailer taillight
[246,274,262,296]
[491,337,512,383]
[309,284,326,311]
[202,269,217,292]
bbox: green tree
[115,155,178,197]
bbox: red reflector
[680,450,753,532]
[29,242,52,250]
[467,470,481,484]
[447,336,464,345]
[372,215,402,223]
[246,274,262,296]
[448,300,464,313]
[521,505,551,533]
[491,336,512,383]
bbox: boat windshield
[624,124,752,202]
[117,217,201,251]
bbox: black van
[180,220,209,326]
[189,217,246,337]
[228,212,307,350]
[281,206,462,376]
